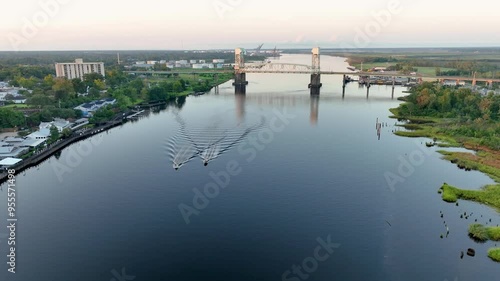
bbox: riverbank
[0,119,125,185]
[0,78,227,185]
[389,108,500,209]
[390,83,500,261]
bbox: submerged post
[309,47,322,95]
[367,79,371,98]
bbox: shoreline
[0,79,230,185]
[389,108,500,188]
[0,119,125,185]
[390,98,500,262]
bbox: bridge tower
[309,47,322,95]
[233,48,248,93]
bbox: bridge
[125,47,499,95]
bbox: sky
[1,0,499,51]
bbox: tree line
[397,83,500,149]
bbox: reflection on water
[168,111,265,169]
[3,54,500,281]
[235,93,245,122]
[310,95,319,126]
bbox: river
[0,54,498,281]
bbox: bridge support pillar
[235,84,246,95]
[309,73,322,95]
[391,77,395,99]
[488,80,493,89]
[233,72,248,94]
[233,73,248,86]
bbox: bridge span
[125,47,499,95]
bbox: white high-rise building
[55,59,105,80]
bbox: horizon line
[1,46,500,52]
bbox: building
[11,96,27,104]
[133,64,154,69]
[71,118,89,130]
[192,63,214,69]
[26,128,51,140]
[0,158,22,169]
[55,59,105,80]
[20,138,46,149]
[0,145,27,160]
[443,80,458,86]
[74,98,116,117]
[4,137,24,144]
[39,118,72,132]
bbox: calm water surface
[0,55,498,281]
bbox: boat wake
[167,112,265,170]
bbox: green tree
[52,78,75,101]
[0,108,26,128]
[106,69,128,88]
[49,125,60,142]
[90,107,114,124]
[43,74,55,89]
[17,76,37,89]
[27,94,54,107]
[113,91,132,110]
[83,73,105,88]
[88,88,101,98]
[61,128,72,138]
[129,78,144,92]
[172,81,183,93]
[94,79,106,90]
[71,78,86,94]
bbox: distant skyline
[1,0,499,51]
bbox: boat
[344,76,355,83]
